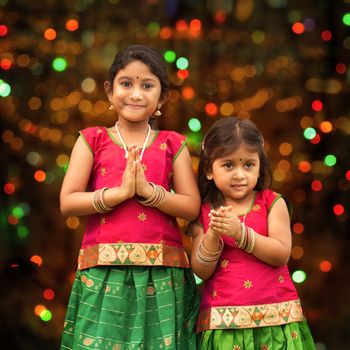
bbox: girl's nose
[232,167,245,179]
[130,86,143,99]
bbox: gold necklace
[115,122,151,161]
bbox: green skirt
[61,266,199,350]
[199,321,316,350]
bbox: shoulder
[157,130,187,157]
[79,126,107,151]
[256,189,291,215]
[158,130,186,143]
[79,126,106,139]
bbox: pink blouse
[197,189,305,331]
[77,126,190,270]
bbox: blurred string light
[292,270,307,284]
[321,30,332,41]
[324,154,336,167]
[34,304,52,322]
[188,118,201,132]
[292,22,304,34]
[44,28,56,40]
[4,182,15,194]
[319,260,332,272]
[311,180,323,191]
[0,24,8,36]
[65,19,79,31]
[342,13,350,26]
[176,57,189,70]
[147,22,160,37]
[43,288,55,301]
[293,222,304,234]
[164,50,176,63]
[333,204,345,216]
[303,127,316,140]
[52,57,67,72]
[30,255,43,266]
[0,79,11,97]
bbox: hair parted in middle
[198,116,272,207]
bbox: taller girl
[189,117,316,350]
[60,45,200,349]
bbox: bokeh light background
[1,0,350,349]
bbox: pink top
[76,126,190,270]
[196,189,305,331]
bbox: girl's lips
[125,104,145,109]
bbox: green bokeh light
[0,80,11,97]
[12,207,24,219]
[40,309,52,322]
[303,127,316,140]
[176,57,189,70]
[188,118,201,132]
[147,22,160,37]
[343,13,350,26]
[52,57,67,72]
[17,225,29,238]
[292,270,306,283]
[164,50,176,63]
[324,154,337,166]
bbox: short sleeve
[79,126,104,155]
[166,131,187,163]
[264,189,292,218]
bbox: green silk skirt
[60,265,199,350]
[199,321,316,350]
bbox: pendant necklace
[115,122,151,161]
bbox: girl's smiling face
[107,60,162,124]
[207,143,260,204]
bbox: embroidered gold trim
[197,299,304,331]
[78,242,190,269]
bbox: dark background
[1,1,349,349]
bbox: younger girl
[189,117,316,349]
[60,45,200,349]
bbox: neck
[116,120,150,133]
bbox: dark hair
[198,116,272,207]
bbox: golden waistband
[78,242,190,270]
[197,299,304,332]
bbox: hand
[209,206,241,240]
[119,144,137,199]
[135,152,153,199]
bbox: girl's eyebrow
[117,75,158,82]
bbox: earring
[154,104,162,116]
[108,104,115,110]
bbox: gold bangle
[138,183,166,207]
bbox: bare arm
[189,224,222,281]
[136,146,200,220]
[250,197,292,266]
[60,136,137,217]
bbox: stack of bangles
[237,223,256,253]
[196,236,224,266]
[92,187,114,214]
[137,182,166,207]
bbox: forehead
[215,143,259,161]
[115,60,159,81]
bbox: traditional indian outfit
[196,189,316,350]
[61,126,198,350]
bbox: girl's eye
[245,162,255,169]
[143,83,153,89]
[223,163,233,169]
[120,81,131,87]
